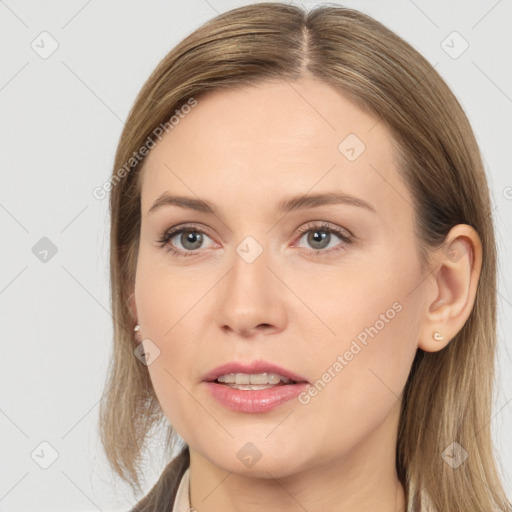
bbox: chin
[198,441,310,479]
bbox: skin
[131,77,481,511]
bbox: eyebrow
[147,191,376,216]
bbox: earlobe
[133,324,142,343]
[418,225,482,353]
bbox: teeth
[226,384,276,390]
[216,372,293,385]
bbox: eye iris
[308,230,329,249]
[181,231,203,250]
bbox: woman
[99,3,511,511]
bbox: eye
[157,221,354,258]
[157,224,216,257]
[295,222,353,255]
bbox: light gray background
[1,1,511,510]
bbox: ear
[418,224,482,352]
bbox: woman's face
[134,78,427,476]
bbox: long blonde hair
[99,3,511,510]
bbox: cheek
[134,253,215,433]
[291,301,420,466]
[294,248,423,412]
[300,272,423,437]
[134,244,208,339]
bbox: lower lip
[205,381,309,413]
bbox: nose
[215,246,287,338]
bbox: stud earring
[433,331,444,341]
[134,324,140,332]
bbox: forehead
[139,78,411,219]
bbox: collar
[172,466,193,512]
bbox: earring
[134,324,140,332]
[432,331,444,341]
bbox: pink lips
[203,360,309,414]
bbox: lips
[202,360,309,384]
[205,380,309,413]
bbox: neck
[188,403,406,512]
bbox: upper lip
[203,360,309,383]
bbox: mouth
[203,361,309,413]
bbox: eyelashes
[157,223,216,257]
[295,222,353,254]
[157,221,354,258]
